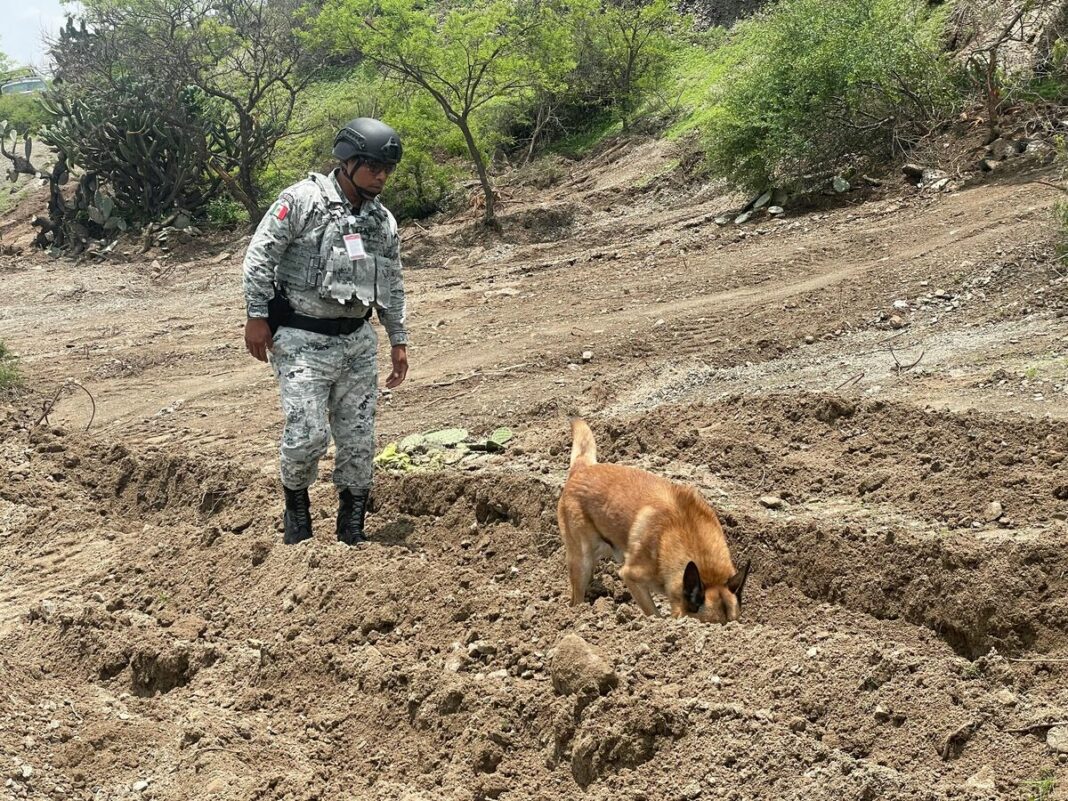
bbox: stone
[1048,726,1068,754]
[752,190,773,210]
[995,689,1017,706]
[581,351,593,363]
[759,495,784,510]
[767,205,785,216]
[550,634,617,698]
[832,176,850,193]
[734,211,753,225]
[888,315,907,330]
[984,501,1004,523]
[965,765,996,791]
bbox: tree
[579,0,680,131]
[46,0,326,223]
[318,0,563,225]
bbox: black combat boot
[283,486,314,545]
[337,488,370,545]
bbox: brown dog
[557,419,750,623]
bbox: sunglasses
[361,160,396,176]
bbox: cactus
[0,120,41,182]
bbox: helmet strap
[340,160,378,203]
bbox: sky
[0,0,81,72]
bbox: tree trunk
[457,117,496,226]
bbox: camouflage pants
[270,323,378,492]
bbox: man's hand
[386,345,408,389]
[245,318,274,363]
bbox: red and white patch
[275,203,290,221]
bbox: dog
[557,419,750,623]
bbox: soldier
[242,118,409,546]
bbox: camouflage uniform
[243,170,407,492]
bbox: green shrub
[261,67,463,220]
[703,0,962,192]
[203,196,249,228]
[0,92,50,136]
[0,340,20,391]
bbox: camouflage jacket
[242,170,408,347]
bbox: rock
[1048,726,1068,754]
[714,216,729,226]
[832,176,850,193]
[965,765,996,791]
[980,158,999,172]
[759,495,784,510]
[767,205,785,216]
[859,473,889,495]
[995,689,1017,706]
[132,780,149,792]
[984,501,1004,523]
[921,168,948,185]
[893,300,910,310]
[468,640,497,658]
[902,163,925,180]
[987,138,1020,160]
[20,765,32,779]
[581,351,593,363]
[751,190,773,210]
[888,315,907,330]
[928,177,951,192]
[734,211,753,225]
[804,335,815,344]
[681,782,703,800]
[550,634,617,698]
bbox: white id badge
[343,233,367,260]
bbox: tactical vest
[274,172,399,312]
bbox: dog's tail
[569,418,597,468]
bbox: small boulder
[550,634,617,698]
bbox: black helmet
[332,117,403,165]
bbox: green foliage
[317,0,568,221]
[0,93,51,136]
[548,112,621,159]
[262,67,463,219]
[0,339,20,391]
[203,195,248,228]
[569,0,683,131]
[701,0,962,192]
[1022,770,1056,801]
[43,0,324,229]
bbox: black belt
[282,310,372,336]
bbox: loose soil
[1,137,1067,800]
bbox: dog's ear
[683,561,704,613]
[727,559,751,606]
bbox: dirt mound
[3,136,1068,799]
[2,403,1067,800]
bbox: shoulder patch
[272,191,296,221]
